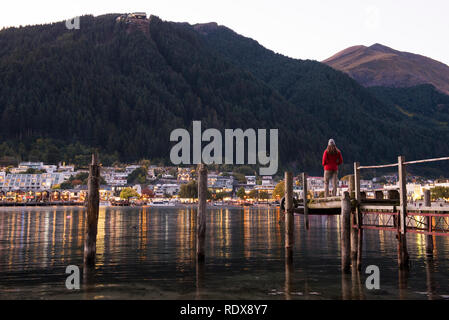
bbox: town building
[0,172,67,191]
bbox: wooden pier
[77,152,449,284]
[282,155,449,272]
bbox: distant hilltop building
[116,12,150,34]
[116,12,148,23]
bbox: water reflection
[0,207,448,299]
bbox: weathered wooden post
[341,272,351,300]
[341,191,351,273]
[348,175,358,263]
[425,257,436,300]
[195,258,205,299]
[302,172,309,230]
[397,156,409,270]
[284,258,293,300]
[84,153,100,267]
[354,162,363,270]
[285,172,294,261]
[424,189,433,256]
[197,164,207,262]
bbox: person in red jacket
[322,139,343,197]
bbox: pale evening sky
[1,0,448,65]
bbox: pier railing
[282,154,449,272]
[353,155,449,270]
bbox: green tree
[127,167,147,184]
[179,180,198,199]
[248,189,258,200]
[272,180,285,199]
[236,187,246,199]
[120,187,139,200]
[259,191,269,202]
[60,181,73,189]
[431,186,449,200]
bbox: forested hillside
[0,14,448,176]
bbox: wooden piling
[302,172,309,230]
[341,191,351,273]
[197,164,207,262]
[354,162,363,271]
[83,153,100,267]
[285,172,294,261]
[397,156,409,270]
[284,258,293,300]
[348,175,358,263]
[424,189,433,255]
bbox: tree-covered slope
[0,14,325,170]
[0,15,448,176]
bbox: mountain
[197,25,449,175]
[0,15,448,176]
[323,43,449,95]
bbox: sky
[1,0,448,65]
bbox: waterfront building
[0,173,67,191]
[254,176,275,195]
[177,167,192,182]
[245,176,256,185]
[208,174,234,193]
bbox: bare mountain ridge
[323,44,449,95]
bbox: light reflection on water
[0,207,448,299]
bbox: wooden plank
[341,192,351,273]
[311,196,341,203]
[397,155,409,270]
[308,200,341,209]
[84,153,100,267]
[398,156,407,235]
[197,164,207,262]
[361,199,399,204]
[354,162,363,271]
[360,204,396,211]
[424,189,433,255]
[349,174,358,264]
[407,206,449,213]
[302,172,309,230]
[285,172,294,261]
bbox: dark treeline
[0,14,448,176]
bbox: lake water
[0,206,448,299]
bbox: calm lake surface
[0,206,448,299]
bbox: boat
[149,200,175,207]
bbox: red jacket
[322,149,343,171]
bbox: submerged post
[197,164,207,262]
[285,172,294,261]
[341,191,351,273]
[397,156,409,270]
[424,189,433,256]
[84,153,100,266]
[354,162,363,270]
[302,172,309,230]
[348,175,358,263]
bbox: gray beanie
[328,139,335,146]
